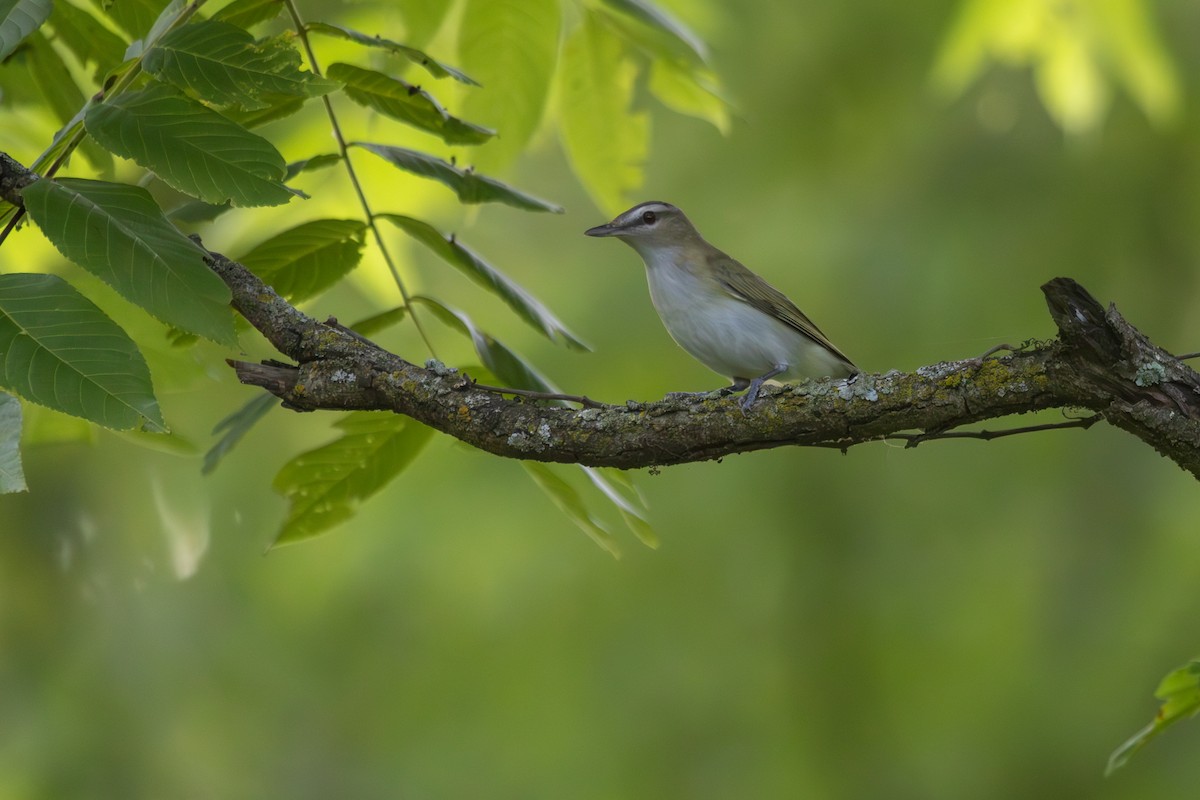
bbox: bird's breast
[645,261,794,379]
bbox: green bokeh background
[3,0,1200,797]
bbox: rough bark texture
[3,152,1199,476]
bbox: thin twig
[282,0,438,359]
[1177,352,1200,361]
[461,379,610,409]
[0,208,22,247]
[888,414,1102,448]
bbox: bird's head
[584,201,700,258]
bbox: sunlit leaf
[379,214,586,349]
[22,177,237,345]
[559,11,647,214]
[1035,28,1108,137]
[599,0,706,63]
[932,0,1179,136]
[327,63,493,145]
[457,0,559,170]
[307,22,478,85]
[0,391,26,493]
[203,392,275,474]
[144,22,338,109]
[1092,0,1179,125]
[211,0,282,29]
[412,296,555,394]
[1108,658,1200,774]
[0,273,164,431]
[0,0,50,60]
[84,82,294,207]
[356,142,562,213]
[524,462,619,557]
[236,219,367,304]
[272,412,434,546]
[48,0,127,80]
[648,59,730,135]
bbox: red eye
[642,210,657,225]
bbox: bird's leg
[721,378,751,395]
[738,366,786,411]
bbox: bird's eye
[641,210,657,225]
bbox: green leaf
[598,0,707,64]
[349,306,408,337]
[523,462,619,557]
[412,296,555,394]
[22,177,237,345]
[84,82,294,207]
[284,153,340,181]
[272,412,434,546]
[0,0,50,60]
[1095,0,1179,125]
[143,22,339,109]
[26,32,84,125]
[100,0,172,39]
[395,0,451,50]
[326,62,493,145]
[0,391,26,493]
[24,32,114,173]
[1035,26,1108,137]
[236,219,367,304]
[224,93,306,128]
[306,22,478,85]
[1108,658,1200,774]
[203,392,274,474]
[378,214,586,349]
[0,273,164,431]
[48,0,127,80]
[457,0,559,171]
[583,467,658,548]
[211,0,282,29]
[356,142,562,213]
[648,59,731,135]
[931,0,1179,137]
[559,11,648,214]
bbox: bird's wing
[712,253,857,369]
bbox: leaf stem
[282,0,438,358]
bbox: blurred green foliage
[1,0,1200,797]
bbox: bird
[585,201,858,410]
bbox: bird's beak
[584,223,619,237]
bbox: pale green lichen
[1135,361,1166,387]
[424,359,458,377]
[837,373,879,402]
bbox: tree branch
[216,247,1200,473]
[2,151,1198,476]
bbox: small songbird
[585,201,858,410]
